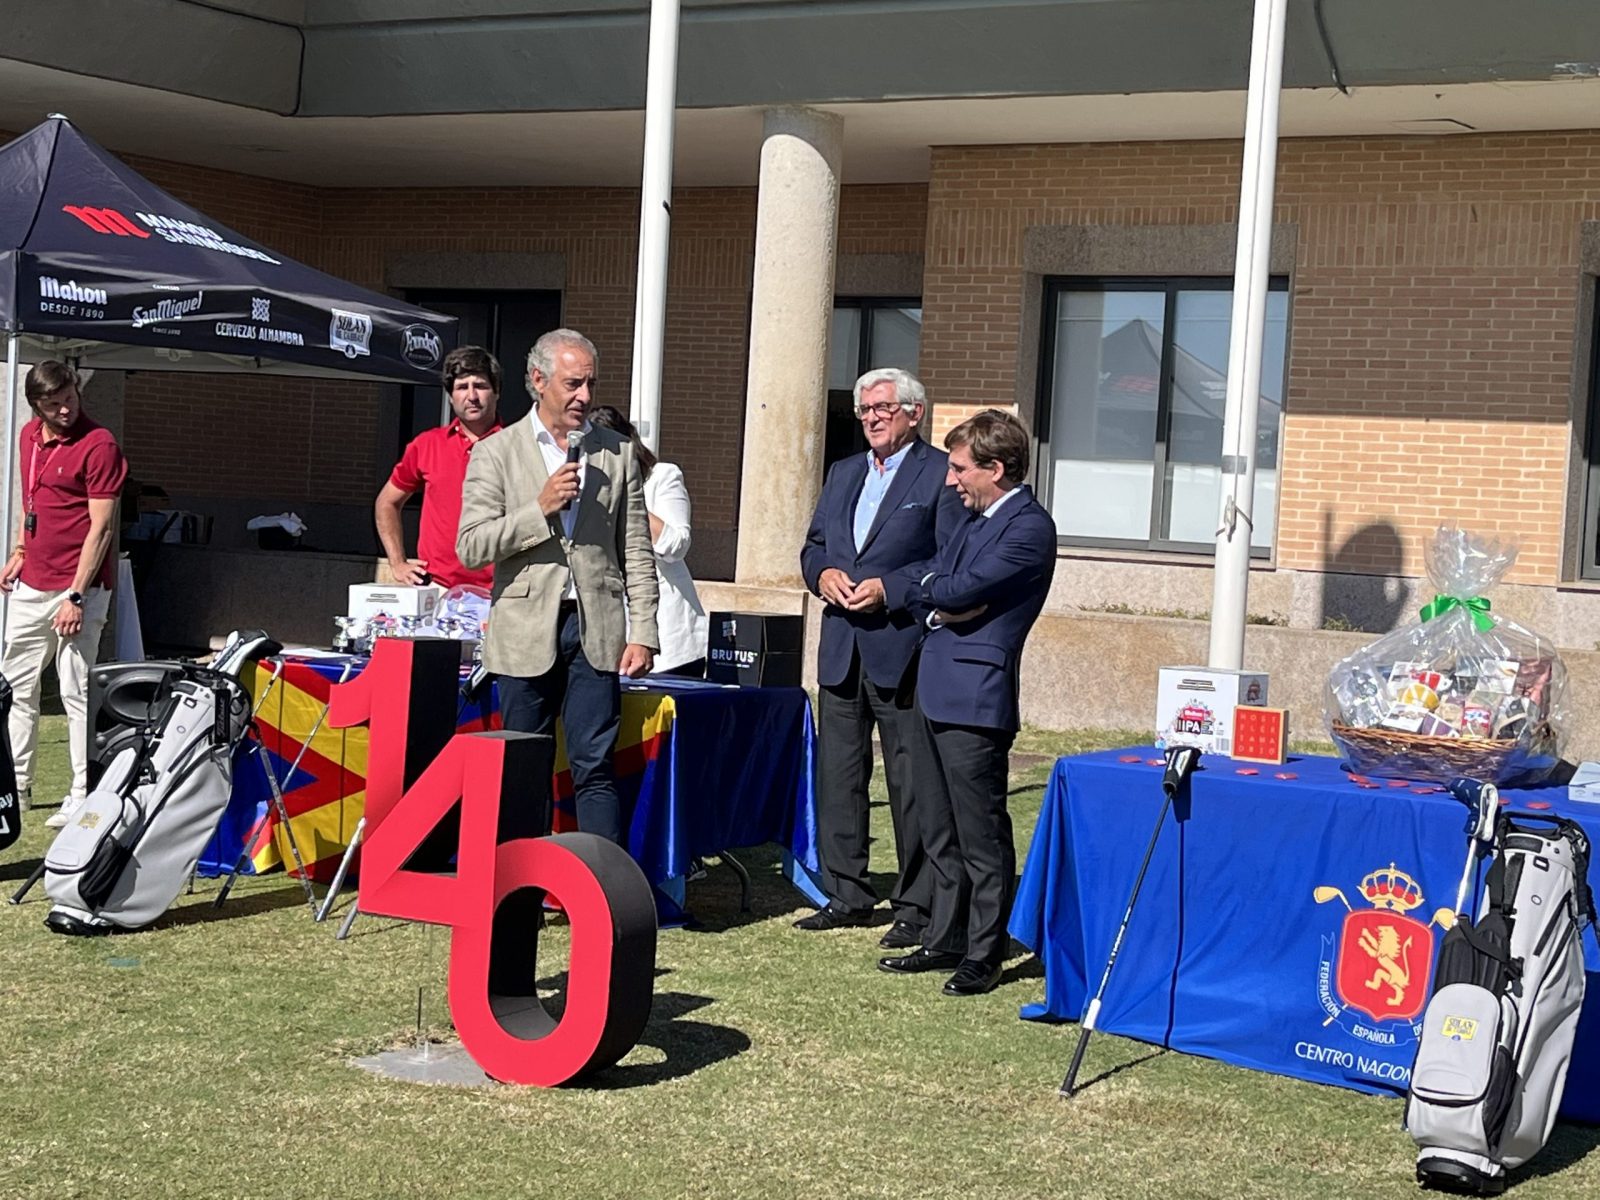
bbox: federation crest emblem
[1313,863,1454,1042]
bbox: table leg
[715,851,752,912]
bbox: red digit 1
[360,731,658,1086]
[328,638,461,830]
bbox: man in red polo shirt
[0,361,128,827]
[375,345,502,590]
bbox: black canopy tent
[0,115,459,559]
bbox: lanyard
[26,435,53,514]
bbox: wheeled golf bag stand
[1406,808,1596,1194]
[0,674,19,852]
[41,661,253,935]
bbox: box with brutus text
[1155,667,1270,756]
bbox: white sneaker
[45,796,85,830]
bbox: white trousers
[1,582,111,801]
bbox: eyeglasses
[855,402,905,421]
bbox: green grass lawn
[1,719,1596,1199]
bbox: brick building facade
[113,131,1597,605]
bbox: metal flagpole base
[350,1041,491,1088]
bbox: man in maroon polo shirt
[0,360,128,827]
[375,345,502,590]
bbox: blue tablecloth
[1010,747,1600,1120]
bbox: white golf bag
[41,638,269,935]
[1406,808,1595,1194]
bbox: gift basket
[1324,527,1567,785]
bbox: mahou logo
[62,204,279,263]
[61,206,148,238]
[39,277,108,305]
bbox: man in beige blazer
[458,328,660,843]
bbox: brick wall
[116,169,923,565]
[99,130,1600,587]
[115,159,379,507]
[922,133,1600,585]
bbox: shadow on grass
[581,990,752,1090]
[999,954,1044,987]
[1062,1048,1167,1095]
[1508,1123,1600,1186]
[676,844,841,934]
[0,855,44,883]
[157,885,316,927]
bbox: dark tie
[943,514,978,572]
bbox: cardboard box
[706,612,804,687]
[348,583,442,621]
[1155,667,1270,756]
[1232,705,1290,764]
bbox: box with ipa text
[1155,667,1270,756]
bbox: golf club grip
[1060,1026,1093,1096]
[9,860,45,904]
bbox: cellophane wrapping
[1323,527,1566,785]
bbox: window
[1037,277,1289,554]
[1581,288,1600,578]
[399,289,562,442]
[826,298,922,465]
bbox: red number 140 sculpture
[329,639,657,1086]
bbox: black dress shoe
[942,959,1003,996]
[793,906,873,931]
[877,947,963,975]
[878,920,923,950]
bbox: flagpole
[629,0,680,454]
[1207,0,1289,670]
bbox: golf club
[1060,743,1200,1097]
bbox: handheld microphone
[1162,744,1201,798]
[461,660,492,704]
[563,429,584,511]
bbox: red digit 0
[359,730,657,1085]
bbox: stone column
[734,106,842,587]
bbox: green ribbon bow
[1419,594,1493,633]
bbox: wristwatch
[67,591,84,607]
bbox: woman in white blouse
[588,406,709,676]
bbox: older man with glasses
[794,368,967,948]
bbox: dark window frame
[1580,278,1600,579]
[1034,274,1290,559]
[826,295,923,467]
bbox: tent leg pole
[2,333,19,630]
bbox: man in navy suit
[878,409,1056,996]
[795,368,967,944]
